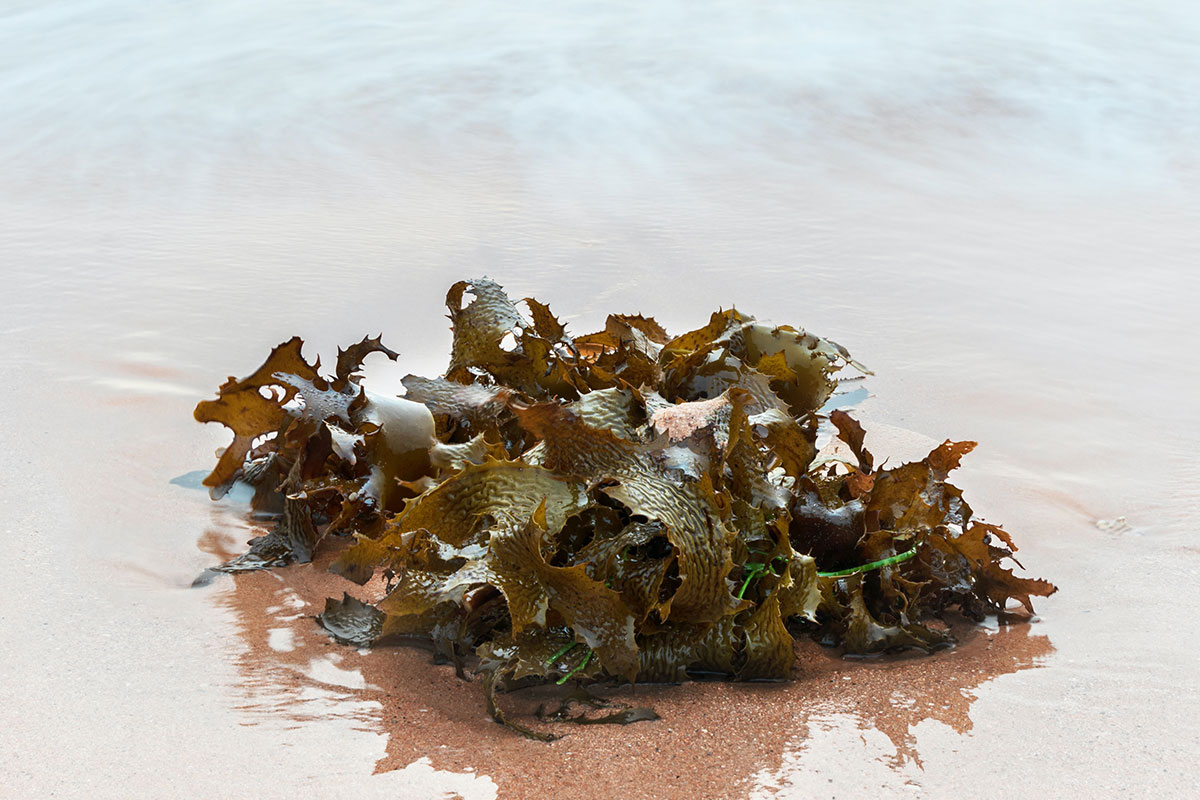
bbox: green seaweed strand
[545,641,578,667]
[737,563,767,599]
[556,649,593,685]
[737,555,790,599]
[817,547,918,578]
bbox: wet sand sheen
[208,535,1052,799]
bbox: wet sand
[2,193,1195,797]
[214,536,1052,800]
[3,2,1200,796]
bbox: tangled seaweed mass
[195,278,1056,736]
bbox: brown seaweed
[194,277,1056,736]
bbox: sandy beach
[2,2,1199,797]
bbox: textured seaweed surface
[196,278,1055,736]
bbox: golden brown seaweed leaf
[740,593,794,678]
[335,334,400,385]
[401,375,513,427]
[446,277,529,380]
[514,401,748,624]
[193,337,318,497]
[331,458,589,583]
[196,276,1055,738]
[487,503,639,680]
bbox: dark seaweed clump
[195,277,1056,737]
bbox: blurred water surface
[2,0,1199,199]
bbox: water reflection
[198,526,499,797]
[199,531,1051,797]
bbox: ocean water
[3,0,1199,201]
[1,2,1198,797]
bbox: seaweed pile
[195,277,1055,735]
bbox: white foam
[266,627,294,653]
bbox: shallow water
[2,2,1198,798]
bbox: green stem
[556,649,593,685]
[818,546,918,578]
[736,556,790,599]
[545,641,578,667]
[737,566,764,599]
